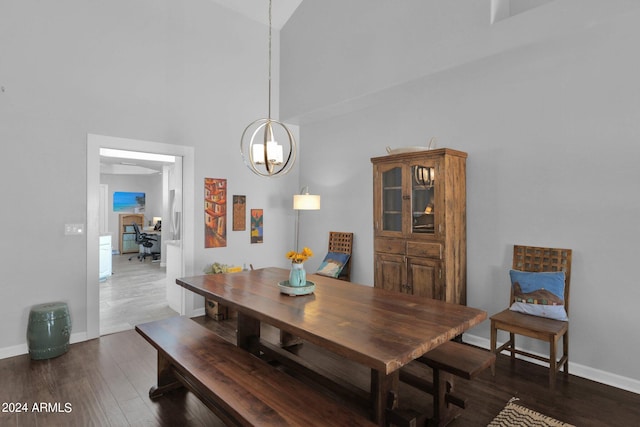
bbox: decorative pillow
[316,252,350,278]
[509,269,568,321]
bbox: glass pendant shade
[242,118,296,176]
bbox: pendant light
[240,0,296,177]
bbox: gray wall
[282,0,640,389]
[0,0,298,356]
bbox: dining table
[176,267,486,426]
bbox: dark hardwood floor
[1,315,638,426]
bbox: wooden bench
[136,316,376,427]
[399,341,496,427]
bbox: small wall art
[204,178,227,248]
[232,195,246,231]
[251,208,263,244]
[113,192,145,213]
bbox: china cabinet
[371,148,467,305]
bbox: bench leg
[149,352,183,399]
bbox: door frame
[86,133,195,339]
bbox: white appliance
[99,234,112,281]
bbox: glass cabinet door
[411,163,436,235]
[381,166,403,232]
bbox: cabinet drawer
[375,238,406,255]
[407,241,442,259]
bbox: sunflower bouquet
[286,247,313,264]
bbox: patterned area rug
[488,398,575,427]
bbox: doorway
[99,150,178,334]
[86,134,195,339]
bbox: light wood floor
[100,253,178,335]
[3,315,639,426]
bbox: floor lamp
[293,186,320,252]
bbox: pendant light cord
[268,0,272,119]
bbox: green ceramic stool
[27,302,71,360]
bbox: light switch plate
[65,224,84,235]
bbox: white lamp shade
[293,194,321,210]
[267,141,283,164]
[252,140,284,165]
[252,144,265,164]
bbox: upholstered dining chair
[490,245,572,388]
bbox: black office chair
[128,223,159,262]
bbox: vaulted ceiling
[209,0,303,29]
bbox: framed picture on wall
[204,178,227,248]
[113,191,145,213]
[233,195,246,231]
[251,209,263,244]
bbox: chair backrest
[511,245,573,314]
[328,232,353,254]
[328,232,353,280]
[132,222,144,244]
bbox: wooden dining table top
[177,267,487,375]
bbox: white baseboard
[0,332,88,360]
[0,343,28,360]
[464,333,640,395]
[70,331,89,345]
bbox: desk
[177,267,486,426]
[142,230,161,254]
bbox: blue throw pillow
[316,252,350,278]
[509,270,568,321]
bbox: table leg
[237,312,261,355]
[431,370,458,427]
[371,369,399,426]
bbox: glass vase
[289,263,307,287]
